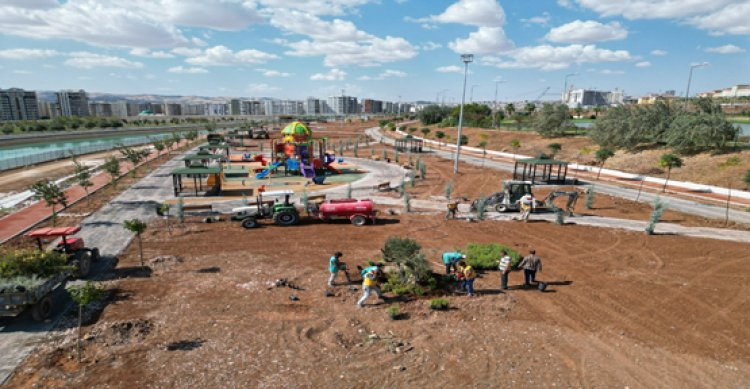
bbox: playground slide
[300,163,316,178]
[326,165,342,174]
[255,162,282,179]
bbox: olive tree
[658,153,683,192]
[67,281,106,363]
[595,148,615,180]
[123,219,147,267]
[29,180,68,226]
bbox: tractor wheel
[351,215,367,227]
[75,250,92,278]
[273,211,299,226]
[495,204,509,213]
[241,218,259,229]
[91,248,100,261]
[31,296,53,321]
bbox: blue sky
[0,0,748,102]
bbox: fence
[0,134,175,171]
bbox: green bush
[0,249,70,278]
[429,298,449,310]
[463,243,521,270]
[387,305,400,317]
[382,272,424,296]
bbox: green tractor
[231,190,300,229]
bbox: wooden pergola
[513,158,569,184]
[171,166,222,197]
[395,137,424,153]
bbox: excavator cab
[505,181,533,204]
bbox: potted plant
[387,305,400,320]
[429,298,449,311]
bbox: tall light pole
[562,73,577,104]
[492,80,507,128]
[470,84,479,102]
[684,62,709,110]
[454,54,473,174]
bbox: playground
[4,121,750,388]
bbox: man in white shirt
[517,193,534,222]
[498,250,512,290]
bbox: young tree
[510,138,521,161]
[533,103,572,137]
[525,102,536,116]
[420,127,431,138]
[505,103,515,118]
[119,146,147,177]
[72,158,93,202]
[658,153,683,192]
[102,156,121,189]
[435,131,446,146]
[478,141,488,165]
[152,138,166,159]
[29,180,68,226]
[66,281,106,363]
[123,219,148,267]
[595,148,615,180]
[547,143,562,159]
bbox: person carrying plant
[328,252,344,287]
[441,251,465,274]
[356,264,384,308]
[498,250,513,290]
[458,260,477,297]
[518,249,542,287]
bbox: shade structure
[281,121,312,142]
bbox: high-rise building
[0,88,40,121]
[305,97,321,115]
[328,95,358,115]
[229,99,242,115]
[56,90,89,117]
[164,103,182,116]
[88,102,113,117]
[205,103,228,116]
[241,100,265,115]
[38,101,56,119]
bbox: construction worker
[518,249,542,287]
[356,264,384,308]
[445,201,459,220]
[498,250,512,290]
[457,260,476,297]
[441,251,465,274]
[328,252,343,287]
[517,193,535,222]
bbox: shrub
[463,243,521,270]
[429,298,449,310]
[645,196,667,235]
[586,186,595,209]
[0,249,70,278]
[387,305,400,317]
[381,236,432,286]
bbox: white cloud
[436,65,463,73]
[129,48,175,58]
[557,0,576,9]
[705,44,746,54]
[570,0,750,36]
[521,13,551,26]
[160,0,263,30]
[418,0,514,54]
[184,45,278,66]
[171,47,202,57]
[481,44,632,71]
[0,48,60,59]
[599,69,625,75]
[310,68,347,81]
[144,73,156,79]
[257,69,292,77]
[546,20,628,43]
[358,69,407,80]
[651,49,667,56]
[257,0,374,16]
[191,37,208,47]
[635,61,652,67]
[13,69,32,74]
[419,41,442,51]
[64,52,144,69]
[167,65,208,74]
[247,83,280,94]
[269,8,417,67]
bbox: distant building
[182,104,206,116]
[638,91,678,105]
[88,102,113,117]
[697,84,750,99]
[564,89,624,108]
[205,103,228,116]
[305,97,322,115]
[241,100,264,115]
[328,95,358,115]
[38,101,57,119]
[229,99,242,115]
[56,90,89,117]
[0,88,40,121]
[164,103,182,116]
[110,101,128,117]
[362,99,384,114]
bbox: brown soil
[420,124,750,190]
[7,141,750,388]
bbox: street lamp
[470,84,479,102]
[562,73,578,104]
[492,80,507,128]
[684,62,709,110]
[454,54,473,174]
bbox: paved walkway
[367,127,750,225]
[0,150,186,385]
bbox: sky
[0,0,748,102]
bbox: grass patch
[463,243,522,270]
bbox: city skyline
[0,0,748,102]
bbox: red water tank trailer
[316,199,376,226]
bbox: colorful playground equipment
[272,121,340,179]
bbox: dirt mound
[88,319,154,347]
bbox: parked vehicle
[231,190,300,229]
[309,198,377,226]
[471,180,533,212]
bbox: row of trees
[2,115,222,135]
[589,98,738,154]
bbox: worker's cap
[461,255,466,259]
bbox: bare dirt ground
[420,124,750,190]
[6,139,750,388]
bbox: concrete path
[367,127,750,225]
[0,152,185,385]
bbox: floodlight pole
[454,54,473,174]
[684,62,708,110]
[492,80,506,128]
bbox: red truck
[309,199,377,226]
